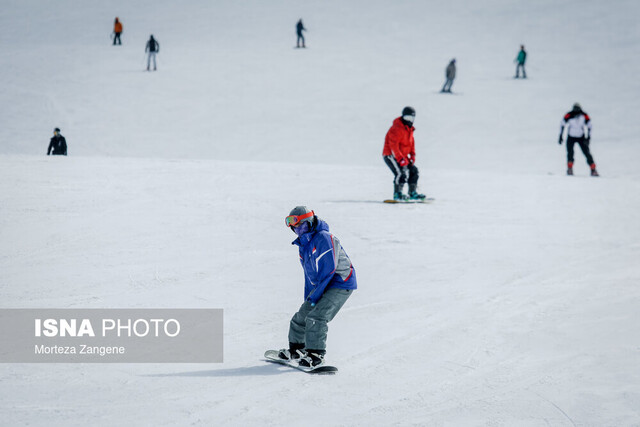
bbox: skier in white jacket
[559,103,598,176]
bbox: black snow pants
[567,136,594,165]
[383,155,419,186]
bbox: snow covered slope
[1,0,639,426]
[3,0,640,175]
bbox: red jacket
[383,117,415,163]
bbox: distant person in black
[145,35,160,71]
[47,128,67,156]
[296,19,306,48]
[441,59,456,93]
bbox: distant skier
[382,106,426,200]
[47,128,67,156]
[277,206,357,368]
[559,103,598,176]
[514,45,527,78]
[145,35,160,71]
[112,17,123,45]
[296,19,306,48]
[441,58,456,93]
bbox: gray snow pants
[288,288,352,351]
[441,78,454,92]
[147,52,157,70]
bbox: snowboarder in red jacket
[382,106,426,200]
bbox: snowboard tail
[264,350,337,374]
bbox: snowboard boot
[408,184,426,200]
[567,162,574,176]
[590,164,599,177]
[278,342,305,361]
[298,349,325,368]
[393,184,408,201]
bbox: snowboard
[383,197,435,204]
[264,350,338,374]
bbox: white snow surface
[1,0,640,426]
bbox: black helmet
[402,106,416,117]
[54,127,60,133]
[401,106,416,124]
[572,103,582,111]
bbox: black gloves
[558,136,563,145]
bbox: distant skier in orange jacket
[113,17,123,45]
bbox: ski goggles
[285,211,314,228]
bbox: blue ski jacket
[292,218,357,304]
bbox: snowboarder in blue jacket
[277,206,357,367]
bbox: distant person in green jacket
[514,45,527,78]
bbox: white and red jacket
[560,111,591,138]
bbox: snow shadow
[325,200,386,204]
[145,364,290,377]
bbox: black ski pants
[567,136,594,165]
[383,155,419,186]
[515,63,526,78]
[113,32,121,45]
